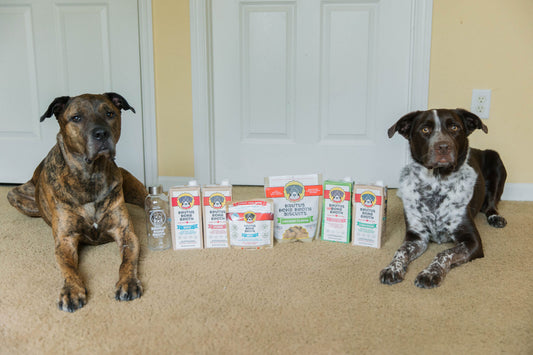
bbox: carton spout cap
[188,180,198,186]
[343,177,353,182]
[375,180,384,187]
[220,179,230,186]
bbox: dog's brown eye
[106,112,114,118]
[450,124,458,131]
[421,127,431,134]
[70,115,81,122]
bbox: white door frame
[138,0,158,186]
[189,0,433,185]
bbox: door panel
[242,4,294,141]
[320,3,374,141]
[212,0,412,186]
[0,0,144,183]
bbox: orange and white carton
[202,180,232,248]
[169,181,203,250]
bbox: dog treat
[169,181,203,250]
[321,179,353,243]
[265,174,323,243]
[226,200,274,249]
[352,183,387,248]
[202,180,232,248]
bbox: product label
[202,187,232,248]
[149,207,168,239]
[227,200,274,248]
[352,186,386,248]
[265,174,322,242]
[321,181,352,243]
[171,195,201,209]
[170,188,202,249]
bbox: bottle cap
[148,185,163,195]
[188,180,198,186]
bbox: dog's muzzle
[86,126,116,163]
[429,141,456,168]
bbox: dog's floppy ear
[40,96,70,122]
[104,92,136,114]
[387,111,421,139]
[454,108,488,136]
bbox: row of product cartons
[322,179,387,248]
[167,175,386,251]
[169,180,275,250]
[168,181,232,250]
[265,174,387,248]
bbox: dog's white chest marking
[82,202,99,229]
[399,160,478,243]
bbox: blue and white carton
[169,181,203,250]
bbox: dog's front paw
[415,269,444,289]
[58,283,87,312]
[115,277,143,301]
[488,215,507,228]
[380,264,406,285]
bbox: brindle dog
[7,93,147,312]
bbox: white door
[211,0,415,186]
[0,0,144,183]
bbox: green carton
[321,179,353,243]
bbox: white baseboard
[157,176,195,191]
[502,183,533,201]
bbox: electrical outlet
[471,89,491,119]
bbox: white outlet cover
[471,89,491,119]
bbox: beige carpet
[1,184,532,354]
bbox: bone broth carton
[202,180,232,248]
[265,174,323,243]
[226,199,274,249]
[352,183,387,248]
[169,181,203,250]
[321,178,353,243]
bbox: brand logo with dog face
[209,193,226,209]
[361,191,377,208]
[177,193,194,209]
[244,212,256,223]
[284,181,305,202]
[329,188,345,203]
[150,209,167,227]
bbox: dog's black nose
[92,127,110,141]
[437,143,450,154]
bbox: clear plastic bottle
[145,185,172,251]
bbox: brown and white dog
[380,108,507,288]
[7,93,147,311]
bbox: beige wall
[152,0,194,177]
[428,0,533,183]
[152,0,533,183]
